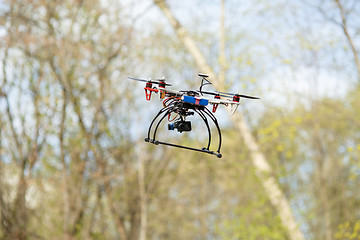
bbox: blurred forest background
[0,0,360,239]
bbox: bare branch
[334,0,360,81]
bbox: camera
[168,120,192,133]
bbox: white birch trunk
[154,1,305,239]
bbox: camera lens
[179,123,185,131]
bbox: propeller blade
[128,76,172,86]
[218,91,260,99]
[160,82,172,86]
[128,76,149,82]
[201,90,260,99]
[180,90,201,96]
[237,94,260,99]
[217,91,235,96]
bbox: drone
[129,73,260,158]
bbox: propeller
[200,90,227,97]
[201,90,260,99]
[128,76,172,86]
[179,90,201,96]
[219,91,260,99]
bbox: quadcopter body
[129,73,259,158]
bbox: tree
[153,1,305,239]
[256,88,360,239]
[311,0,360,82]
[0,0,175,239]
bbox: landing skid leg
[144,104,223,158]
[150,140,222,158]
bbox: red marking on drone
[195,97,201,105]
[212,95,220,113]
[232,95,240,102]
[144,82,158,101]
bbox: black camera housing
[168,120,192,133]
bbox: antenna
[198,73,212,92]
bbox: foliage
[335,221,360,240]
[256,88,360,239]
[0,0,360,239]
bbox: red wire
[168,110,178,122]
[163,97,178,107]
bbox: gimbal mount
[145,99,223,158]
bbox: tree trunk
[137,143,148,240]
[218,0,227,87]
[153,1,305,240]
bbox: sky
[126,0,357,98]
